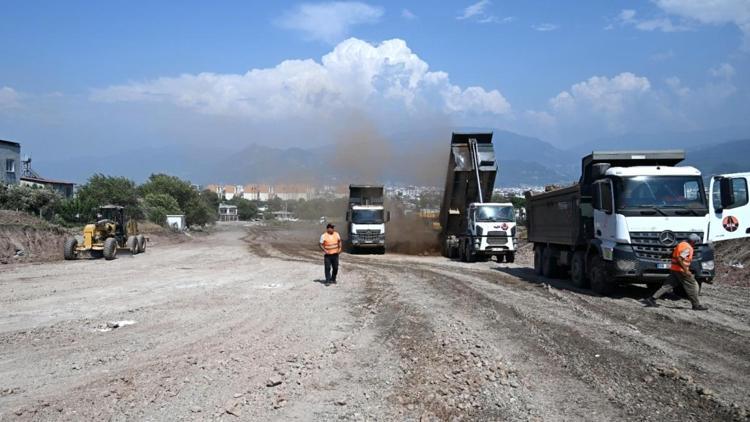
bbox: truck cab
[346,185,389,253]
[348,204,388,251]
[591,165,716,283]
[462,202,517,262]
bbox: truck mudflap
[607,244,715,283]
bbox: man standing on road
[320,223,342,283]
[643,234,708,311]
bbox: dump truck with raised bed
[345,185,390,253]
[525,150,750,294]
[439,132,517,262]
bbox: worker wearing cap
[643,233,708,310]
[319,223,342,283]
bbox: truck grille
[357,230,381,242]
[629,232,703,260]
[486,231,509,245]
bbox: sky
[1,0,749,164]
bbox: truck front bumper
[607,244,715,283]
[476,236,517,255]
[350,235,385,247]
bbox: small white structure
[166,214,186,231]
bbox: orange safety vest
[321,232,341,254]
[670,241,693,273]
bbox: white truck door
[708,173,750,242]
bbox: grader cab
[64,205,146,260]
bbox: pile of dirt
[0,210,73,264]
[713,238,750,287]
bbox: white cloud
[532,23,559,32]
[401,8,416,20]
[615,9,690,32]
[551,73,651,115]
[457,0,491,20]
[710,62,736,79]
[653,0,750,49]
[456,0,509,24]
[93,38,511,120]
[0,87,21,110]
[275,2,383,43]
[665,76,691,97]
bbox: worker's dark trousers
[324,253,339,282]
[652,271,701,307]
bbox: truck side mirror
[720,177,735,209]
[346,211,351,222]
[386,211,391,222]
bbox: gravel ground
[1,222,749,421]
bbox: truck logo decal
[659,230,676,246]
[722,216,739,232]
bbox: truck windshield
[613,176,707,211]
[351,209,384,224]
[476,206,515,222]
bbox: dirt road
[1,223,749,421]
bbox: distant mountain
[35,130,748,188]
[572,126,750,155]
[684,139,750,176]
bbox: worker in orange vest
[643,233,708,310]
[319,223,342,283]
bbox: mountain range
[34,129,750,188]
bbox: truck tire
[127,236,138,255]
[64,238,78,260]
[542,247,558,278]
[103,238,118,260]
[534,246,544,275]
[570,251,589,288]
[506,252,515,263]
[589,255,613,295]
[137,235,146,253]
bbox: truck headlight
[701,260,715,271]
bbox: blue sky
[1,0,749,161]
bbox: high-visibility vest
[670,241,693,273]
[321,232,341,254]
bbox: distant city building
[218,203,238,221]
[0,139,21,185]
[20,176,75,198]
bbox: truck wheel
[570,251,589,288]
[137,235,146,253]
[506,252,515,263]
[542,247,557,278]
[64,238,78,260]
[534,246,544,275]
[589,255,613,295]
[127,236,138,255]
[103,238,118,260]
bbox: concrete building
[274,184,314,201]
[0,140,21,185]
[218,203,239,221]
[166,214,186,230]
[20,176,75,198]
[223,185,237,200]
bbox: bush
[0,184,62,219]
[143,193,181,226]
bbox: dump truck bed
[439,132,497,237]
[348,185,384,206]
[525,184,582,247]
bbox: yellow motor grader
[64,205,146,260]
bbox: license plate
[657,262,670,269]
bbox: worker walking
[643,234,708,311]
[319,223,342,283]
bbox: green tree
[200,189,220,211]
[139,174,197,210]
[76,174,141,219]
[143,193,181,226]
[0,184,62,220]
[184,197,214,226]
